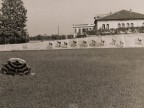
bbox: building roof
[97,10,144,21]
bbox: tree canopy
[0,0,28,44]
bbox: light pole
[58,25,59,36]
[44,34,46,41]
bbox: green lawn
[0,48,144,108]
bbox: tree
[1,0,28,44]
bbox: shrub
[67,35,74,39]
[76,34,87,38]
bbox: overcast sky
[0,0,144,36]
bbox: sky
[0,0,144,36]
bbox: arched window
[106,24,109,29]
[131,23,134,27]
[122,23,125,28]
[118,23,121,28]
[102,24,105,29]
[127,23,130,28]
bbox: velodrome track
[0,33,144,52]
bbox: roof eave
[97,18,144,21]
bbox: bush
[76,34,87,38]
[86,30,96,35]
[67,35,74,39]
[29,34,73,41]
[85,26,144,36]
[0,36,29,44]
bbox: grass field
[0,48,144,108]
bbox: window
[82,28,85,32]
[127,23,130,28]
[106,24,109,29]
[102,24,105,29]
[118,23,121,28]
[122,23,125,28]
[131,23,134,27]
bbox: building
[73,24,94,37]
[73,10,144,36]
[94,9,144,30]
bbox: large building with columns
[73,10,144,36]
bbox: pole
[58,25,59,36]
[65,34,67,40]
[44,34,46,41]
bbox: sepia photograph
[0,0,144,108]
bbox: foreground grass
[0,48,144,108]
